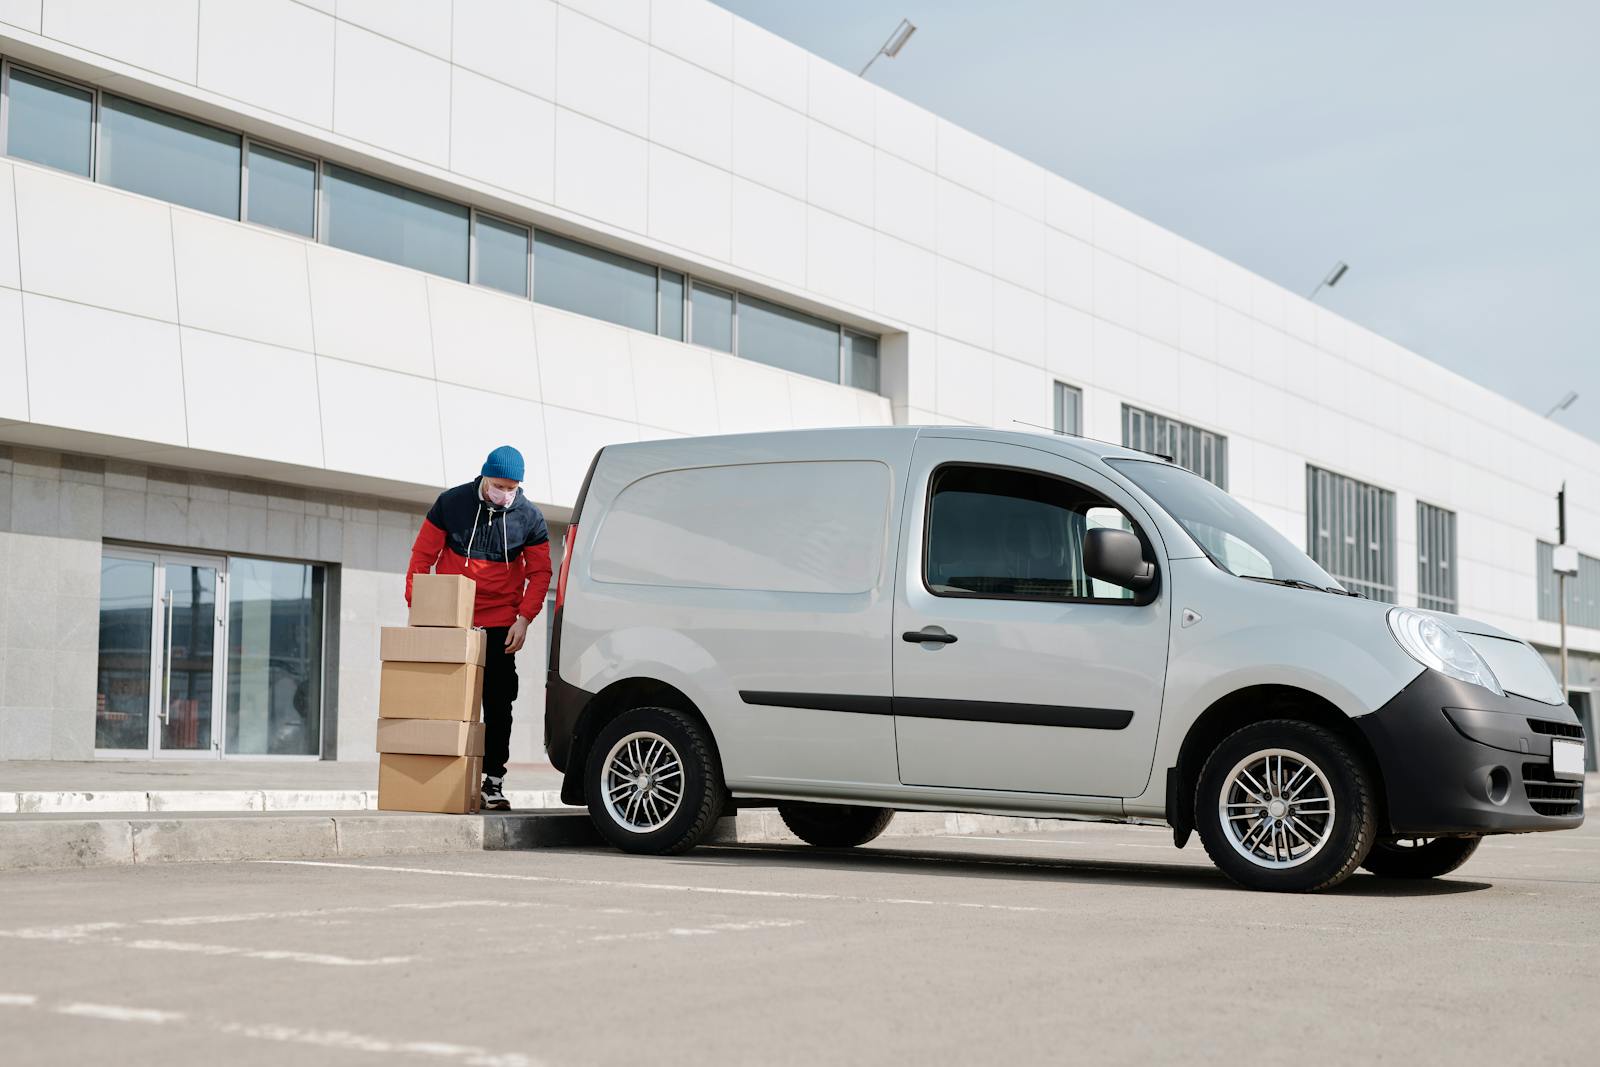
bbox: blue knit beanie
[481,445,525,482]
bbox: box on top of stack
[377,573,486,814]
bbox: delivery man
[406,445,551,811]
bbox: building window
[1417,502,1457,613]
[472,212,530,297]
[2,65,93,176]
[846,331,879,392]
[225,557,326,757]
[322,163,468,281]
[533,230,658,332]
[924,465,1138,602]
[1307,466,1395,602]
[1054,382,1082,436]
[1122,404,1227,488]
[99,94,242,219]
[658,270,685,341]
[1537,541,1600,628]
[690,281,735,353]
[737,294,838,381]
[245,142,316,238]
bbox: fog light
[1486,766,1510,806]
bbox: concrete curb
[0,788,571,815]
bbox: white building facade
[0,0,1595,766]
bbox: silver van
[545,427,1585,892]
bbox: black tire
[585,706,724,855]
[777,802,895,847]
[1360,835,1481,879]
[1195,719,1378,893]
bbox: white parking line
[261,860,1051,913]
[0,994,39,1007]
[587,918,806,943]
[58,1002,184,1025]
[0,925,415,967]
[143,899,550,927]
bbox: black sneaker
[481,776,511,811]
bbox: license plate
[1551,738,1586,781]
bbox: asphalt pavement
[3,817,1598,1065]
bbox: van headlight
[1386,608,1503,696]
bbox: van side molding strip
[738,691,1132,730]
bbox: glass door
[96,549,226,758]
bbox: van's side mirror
[1083,527,1155,591]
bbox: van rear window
[589,461,891,595]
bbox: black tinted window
[924,466,1136,602]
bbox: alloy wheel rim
[1219,748,1336,869]
[601,731,684,834]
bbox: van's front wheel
[777,802,895,847]
[1195,720,1377,892]
[585,707,724,855]
[1360,835,1480,879]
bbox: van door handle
[902,629,957,644]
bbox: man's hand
[504,616,531,654]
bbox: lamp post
[859,18,917,77]
[1544,390,1579,418]
[1308,261,1349,301]
[1554,485,1578,704]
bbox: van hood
[1410,609,1565,706]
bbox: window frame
[468,208,532,299]
[1416,500,1457,613]
[1053,381,1083,437]
[241,136,319,240]
[0,58,99,178]
[919,461,1159,608]
[1305,464,1396,602]
[687,277,736,354]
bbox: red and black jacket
[406,478,553,629]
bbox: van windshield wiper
[1241,575,1360,597]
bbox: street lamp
[1308,261,1349,301]
[859,18,917,77]
[1544,390,1579,418]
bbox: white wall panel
[1045,299,1093,386]
[41,0,198,81]
[0,287,25,420]
[452,0,557,100]
[13,166,177,321]
[805,207,873,309]
[1135,336,1180,414]
[993,150,1046,220]
[1136,221,1180,280]
[806,55,873,143]
[332,23,451,166]
[993,205,1045,293]
[0,0,40,32]
[873,150,936,251]
[1091,198,1140,262]
[171,210,313,352]
[647,145,731,262]
[553,108,647,231]
[197,0,333,127]
[560,0,649,40]
[1043,228,1092,311]
[788,374,860,429]
[555,6,649,136]
[731,178,805,287]
[730,16,806,111]
[337,0,450,58]
[316,357,444,485]
[1091,248,1138,331]
[1178,287,1217,360]
[305,245,434,378]
[450,68,555,200]
[426,278,541,402]
[730,87,806,200]
[649,50,733,170]
[935,177,992,272]
[934,336,994,426]
[180,328,323,468]
[651,0,733,78]
[991,280,1045,367]
[0,163,16,290]
[1137,268,1180,348]
[1091,319,1139,399]
[935,119,993,196]
[627,332,719,436]
[709,353,792,435]
[993,354,1049,428]
[436,382,552,505]
[533,307,637,422]
[806,122,874,226]
[23,294,186,444]
[935,256,992,349]
[542,405,638,503]
[1177,239,1220,298]
[1044,173,1093,240]
[873,232,936,330]
[874,89,936,171]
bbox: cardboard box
[465,756,483,814]
[378,752,480,814]
[378,661,483,721]
[380,625,486,666]
[375,718,485,757]
[409,573,476,628]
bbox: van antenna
[1008,419,1176,464]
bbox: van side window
[924,466,1139,602]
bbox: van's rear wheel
[585,707,724,855]
[777,802,895,847]
[1195,719,1376,893]
[1360,835,1481,879]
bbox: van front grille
[1522,762,1584,817]
[1527,718,1584,739]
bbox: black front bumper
[1356,671,1586,836]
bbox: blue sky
[718,1,1600,443]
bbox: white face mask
[483,483,517,508]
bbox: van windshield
[1107,459,1343,589]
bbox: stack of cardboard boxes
[376,574,487,814]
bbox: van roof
[626,425,1174,467]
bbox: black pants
[481,625,518,779]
